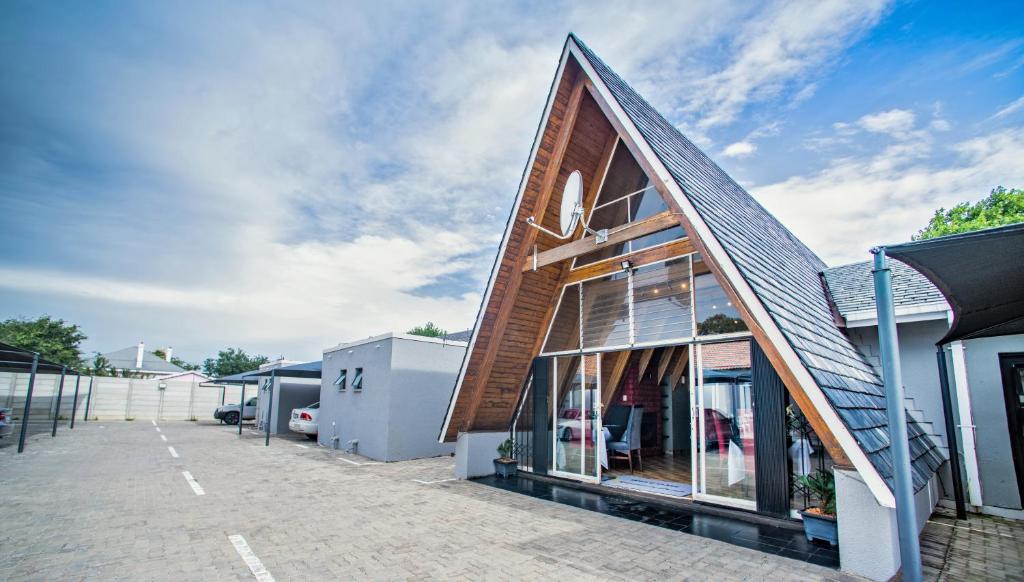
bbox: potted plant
[493,438,517,478]
[797,469,838,546]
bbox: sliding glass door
[693,340,756,509]
[552,355,602,483]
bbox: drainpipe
[871,247,922,582]
[936,347,966,519]
[947,341,983,507]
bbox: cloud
[722,141,757,158]
[856,109,917,138]
[929,118,952,131]
[992,95,1024,120]
[753,128,1024,265]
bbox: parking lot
[1,421,865,581]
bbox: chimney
[164,347,173,362]
[136,341,145,369]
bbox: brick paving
[920,506,1024,581]
[2,421,865,580]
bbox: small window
[334,369,347,390]
[352,368,363,391]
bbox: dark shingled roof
[572,35,945,492]
[823,259,947,318]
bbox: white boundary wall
[0,372,246,421]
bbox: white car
[288,402,319,440]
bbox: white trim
[948,341,984,507]
[844,302,951,328]
[326,332,467,356]
[567,38,895,508]
[439,39,575,443]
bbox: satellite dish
[559,170,584,237]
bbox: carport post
[237,383,245,436]
[70,373,82,429]
[51,366,67,437]
[871,248,923,582]
[83,376,94,422]
[17,353,39,453]
[265,370,275,447]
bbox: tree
[0,315,87,367]
[153,349,200,371]
[914,186,1024,240]
[407,322,447,338]
[696,313,747,335]
[87,353,113,377]
[202,348,269,378]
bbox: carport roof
[209,360,322,385]
[885,222,1024,343]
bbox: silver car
[0,407,13,439]
[213,397,258,425]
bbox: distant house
[158,370,211,383]
[101,341,186,378]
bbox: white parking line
[294,444,308,449]
[228,535,275,582]
[167,446,179,458]
[412,478,456,485]
[155,427,161,433]
[151,420,157,426]
[182,471,205,495]
[160,434,168,442]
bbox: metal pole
[83,376,94,422]
[871,248,923,582]
[237,383,245,436]
[17,354,39,453]
[265,371,275,446]
[936,346,967,519]
[51,366,67,437]
[70,374,81,429]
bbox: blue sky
[1,1,1022,365]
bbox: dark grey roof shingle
[572,35,945,492]
[823,260,947,317]
[102,346,186,373]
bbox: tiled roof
[102,346,185,373]
[823,259,948,317]
[572,35,945,492]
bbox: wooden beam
[459,72,588,433]
[666,347,690,392]
[636,349,655,382]
[563,238,694,285]
[523,210,679,271]
[601,350,632,410]
[656,346,676,385]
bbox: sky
[1,1,1022,365]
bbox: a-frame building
[440,35,945,580]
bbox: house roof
[823,259,948,319]
[572,35,944,492]
[444,329,473,343]
[101,346,185,373]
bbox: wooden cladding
[522,210,680,271]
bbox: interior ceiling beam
[562,238,694,285]
[636,348,655,382]
[656,346,676,385]
[522,210,679,271]
[667,347,690,392]
[601,350,632,410]
[460,71,588,433]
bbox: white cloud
[723,141,757,158]
[753,128,1024,265]
[929,118,952,131]
[856,109,916,138]
[992,95,1024,120]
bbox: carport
[0,341,90,453]
[208,361,321,446]
[244,361,321,446]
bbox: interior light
[712,305,718,309]
[727,301,732,307]
[653,288,659,294]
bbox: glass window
[542,284,581,353]
[698,340,755,502]
[581,272,631,349]
[693,255,747,336]
[352,368,363,391]
[633,257,693,344]
[333,369,347,390]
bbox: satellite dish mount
[526,169,608,244]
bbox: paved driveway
[0,421,858,581]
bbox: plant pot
[800,509,838,546]
[494,458,517,478]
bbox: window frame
[352,368,364,391]
[334,368,347,390]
